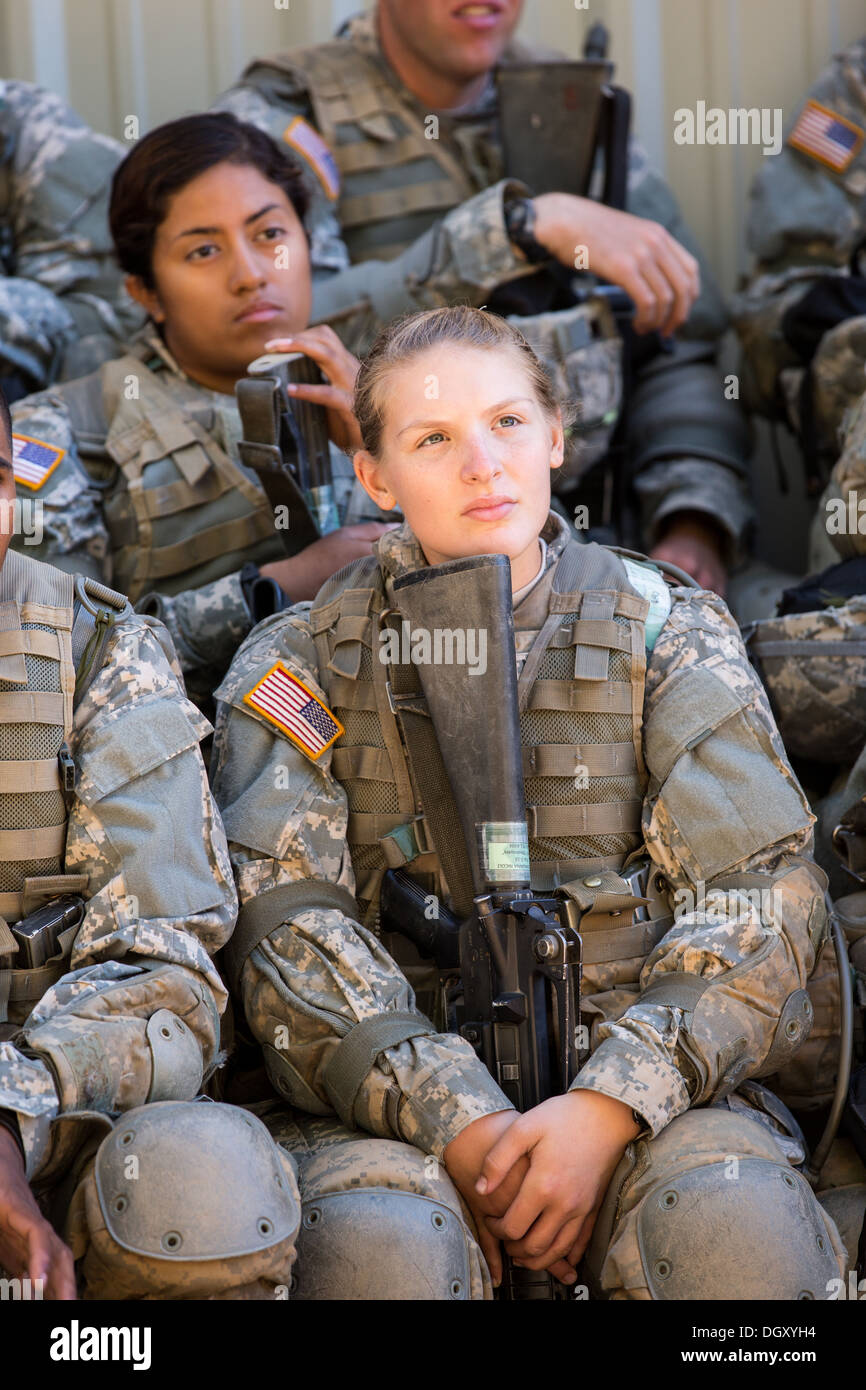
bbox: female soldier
[210,306,845,1299]
[9,113,393,708]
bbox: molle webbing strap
[223,878,359,992]
[580,916,672,966]
[115,512,274,583]
[526,800,642,838]
[522,742,636,777]
[322,1008,437,1129]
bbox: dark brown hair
[109,113,310,289]
[353,305,571,456]
[0,385,10,451]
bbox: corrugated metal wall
[1,0,863,294]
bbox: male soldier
[731,40,866,876]
[0,385,300,1299]
[214,0,752,596]
[0,82,141,401]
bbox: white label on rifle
[478,822,530,883]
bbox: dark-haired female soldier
[8,113,393,708]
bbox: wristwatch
[504,194,549,265]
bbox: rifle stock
[380,554,584,1299]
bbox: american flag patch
[283,116,340,200]
[788,99,864,172]
[243,661,344,760]
[12,434,65,490]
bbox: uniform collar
[375,509,571,583]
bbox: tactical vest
[61,343,286,603]
[309,540,654,941]
[0,549,128,1024]
[255,34,553,264]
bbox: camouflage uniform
[0,546,300,1298]
[0,81,141,393]
[8,326,389,709]
[733,36,866,460]
[210,513,846,1299]
[215,10,752,560]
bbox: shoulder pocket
[646,667,813,879]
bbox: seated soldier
[210,305,848,1300]
[0,81,141,401]
[8,113,394,711]
[0,386,299,1299]
[215,0,753,597]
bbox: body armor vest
[0,548,75,923]
[252,32,554,264]
[310,538,651,916]
[60,341,285,603]
[0,550,127,1024]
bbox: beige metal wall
[1,0,863,293]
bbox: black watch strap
[504,195,548,265]
[240,562,291,624]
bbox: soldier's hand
[531,194,700,336]
[650,511,728,595]
[477,1090,639,1286]
[265,328,363,452]
[0,1126,76,1300]
[260,523,398,600]
[443,1108,527,1287]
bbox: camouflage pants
[263,1094,846,1302]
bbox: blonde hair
[353,305,571,456]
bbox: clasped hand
[443,1090,640,1288]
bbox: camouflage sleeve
[823,382,866,557]
[137,572,253,704]
[0,612,237,1179]
[571,588,825,1136]
[308,179,540,355]
[0,81,138,384]
[627,343,753,559]
[210,612,513,1158]
[9,386,109,580]
[731,40,866,414]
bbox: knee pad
[595,1108,846,1300]
[72,1101,300,1299]
[291,1138,491,1301]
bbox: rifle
[236,351,340,555]
[377,553,585,1299]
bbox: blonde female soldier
[210,306,844,1299]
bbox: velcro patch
[283,116,340,200]
[788,99,864,172]
[243,661,344,760]
[12,434,65,490]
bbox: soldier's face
[354,343,563,590]
[0,428,16,574]
[379,0,523,81]
[126,161,312,392]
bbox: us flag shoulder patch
[283,116,340,200]
[788,99,864,172]
[12,434,65,490]
[243,661,343,760]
